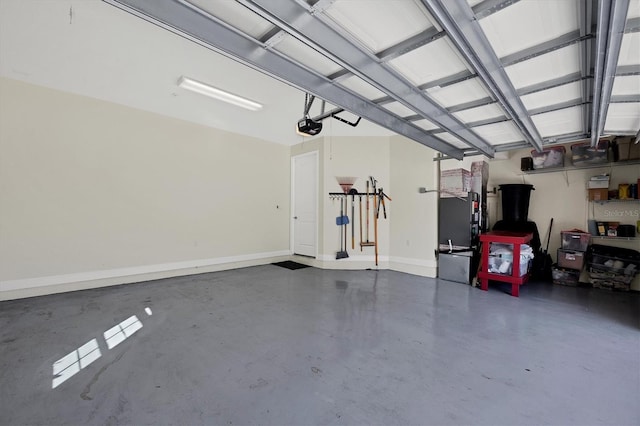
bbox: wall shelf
[590,236,638,241]
[589,199,639,241]
[591,199,639,205]
[519,158,640,175]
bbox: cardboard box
[470,161,489,195]
[588,188,608,201]
[617,141,630,161]
[630,141,640,160]
[558,249,585,270]
[440,168,470,198]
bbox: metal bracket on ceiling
[263,30,287,49]
[309,0,335,16]
[331,113,361,127]
[303,93,317,117]
[303,93,361,127]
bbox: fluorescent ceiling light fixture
[177,76,262,111]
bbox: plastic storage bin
[552,264,581,286]
[531,146,565,169]
[571,141,609,166]
[487,243,533,277]
[561,231,590,251]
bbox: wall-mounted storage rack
[588,198,639,242]
[591,199,640,205]
[590,236,638,241]
[519,158,640,175]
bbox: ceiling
[1,1,639,160]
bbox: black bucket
[499,184,535,222]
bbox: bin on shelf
[561,230,590,251]
[531,146,565,169]
[571,141,609,166]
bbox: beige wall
[0,78,291,299]
[321,136,391,269]
[389,136,438,276]
[3,77,634,297]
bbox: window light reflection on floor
[51,307,152,390]
[103,315,143,350]
[52,339,101,389]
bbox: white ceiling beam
[518,73,587,96]
[238,0,495,157]
[500,30,593,67]
[417,70,476,91]
[376,27,445,62]
[421,0,544,152]
[616,64,640,75]
[579,0,596,135]
[624,16,640,32]
[609,95,640,103]
[590,0,630,146]
[528,99,588,116]
[472,0,521,20]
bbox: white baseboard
[317,254,387,262]
[316,254,389,270]
[0,250,290,300]
[312,254,437,276]
[0,251,438,301]
[389,256,438,277]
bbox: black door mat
[271,261,311,270]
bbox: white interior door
[292,152,318,257]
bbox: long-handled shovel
[371,177,379,266]
[361,180,375,248]
[358,194,363,251]
[349,188,358,249]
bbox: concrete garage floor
[0,266,638,426]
